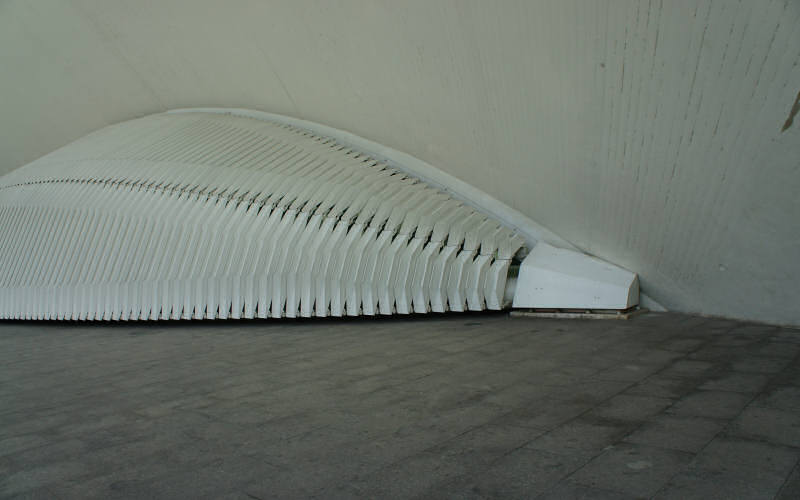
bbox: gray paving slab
[700,371,771,393]
[525,415,636,458]
[539,481,639,500]
[570,443,693,498]
[623,415,725,453]
[624,373,700,400]
[728,405,800,448]
[666,389,753,419]
[590,394,674,422]
[0,312,798,499]
[755,385,800,411]
[732,356,793,375]
[655,438,800,500]
[462,447,589,499]
[777,463,800,500]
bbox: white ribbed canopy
[0,111,524,320]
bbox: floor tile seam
[775,458,800,498]
[505,377,646,465]
[0,405,138,439]
[330,395,547,489]
[528,440,638,498]
[2,372,157,400]
[477,436,598,499]
[619,435,716,455]
[320,418,509,494]
[724,435,800,452]
[718,385,800,451]
[552,441,697,500]
[8,367,177,390]
[3,441,164,494]
[532,479,630,500]
[431,328,536,357]
[693,385,768,396]
[649,387,767,498]
[650,436,800,500]
[0,480,65,500]
[745,348,800,410]
[551,384,698,497]
[648,335,717,376]
[0,431,107,465]
[272,349,460,376]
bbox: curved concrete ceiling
[1,1,798,325]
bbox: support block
[512,243,639,310]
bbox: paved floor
[0,313,799,499]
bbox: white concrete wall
[1,0,799,325]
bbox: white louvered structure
[0,111,532,320]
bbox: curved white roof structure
[0,110,638,320]
[0,111,520,319]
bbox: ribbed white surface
[0,112,524,320]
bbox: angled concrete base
[512,242,640,311]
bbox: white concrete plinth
[512,243,639,310]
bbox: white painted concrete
[168,107,573,251]
[0,112,532,320]
[1,1,798,325]
[512,243,639,310]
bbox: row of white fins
[0,112,525,320]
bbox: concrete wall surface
[1,0,798,325]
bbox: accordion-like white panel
[0,111,526,320]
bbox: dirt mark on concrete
[781,90,800,132]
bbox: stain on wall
[781,90,800,132]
